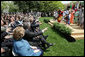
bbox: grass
[39,17,84,56]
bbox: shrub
[44,19,50,23]
[53,22,72,36]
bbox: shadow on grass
[43,49,50,52]
[51,27,76,42]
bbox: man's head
[23,17,30,22]
[29,15,34,23]
[1,20,4,26]
[4,20,9,25]
[1,26,6,33]
[23,22,31,30]
[10,17,15,22]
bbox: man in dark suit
[23,21,53,50]
[1,27,13,56]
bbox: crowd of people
[1,12,54,56]
[54,1,84,29]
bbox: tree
[14,1,41,12]
[1,1,65,17]
[38,1,64,16]
[1,1,19,13]
[14,1,29,12]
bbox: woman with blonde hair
[13,27,43,56]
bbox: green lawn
[39,17,84,56]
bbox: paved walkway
[66,24,84,40]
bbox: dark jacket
[31,20,39,32]
[1,38,14,56]
[23,29,43,41]
[1,32,8,43]
[1,38,14,48]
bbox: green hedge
[44,19,50,23]
[53,22,72,36]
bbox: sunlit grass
[39,17,84,56]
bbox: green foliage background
[1,1,65,13]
